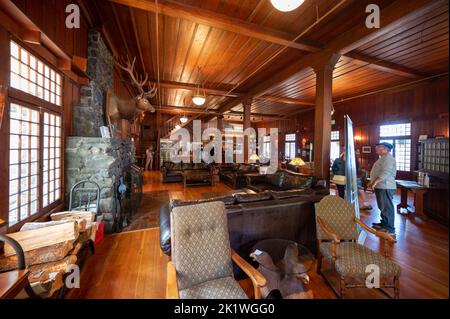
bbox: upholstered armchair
[315,196,401,299]
[166,201,266,299]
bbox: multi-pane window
[380,123,412,172]
[262,136,271,159]
[9,104,40,225]
[285,134,296,160]
[42,113,62,207]
[331,130,340,162]
[10,41,62,106]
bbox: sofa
[159,190,327,277]
[218,163,259,189]
[160,161,212,183]
[245,169,322,193]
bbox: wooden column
[313,54,341,181]
[243,99,252,163]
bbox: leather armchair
[219,164,259,189]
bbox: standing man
[368,142,397,239]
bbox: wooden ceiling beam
[212,0,439,116]
[109,0,319,52]
[110,0,425,81]
[150,79,314,106]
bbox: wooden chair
[166,201,266,299]
[315,196,400,299]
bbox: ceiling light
[192,95,206,106]
[270,0,304,12]
[180,116,188,124]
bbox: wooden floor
[67,171,449,299]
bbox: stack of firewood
[0,211,97,298]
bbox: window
[285,134,296,160]
[7,41,63,226]
[10,41,62,106]
[9,104,40,225]
[43,112,62,207]
[380,123,412,172]
[331,130,340,162]
[262,136,271,159]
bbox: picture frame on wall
[362,146,372,153]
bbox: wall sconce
[0,84,8,130]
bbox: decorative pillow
[234,192,273,203]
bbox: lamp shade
[270,0,304,12]
[289,157,306,166]
[180,116,188,124]
[192,95,206,106]
[249,154,260,162]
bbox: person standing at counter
[368,142,397,239]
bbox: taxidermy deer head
[108,56,157,122]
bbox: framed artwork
[362,146,372,153]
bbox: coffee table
[183,170,214,188]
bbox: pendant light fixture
[192,66,206,106]
[180,115,188,124]
[270,0,304,12]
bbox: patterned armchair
[166,201,266,299]
[315,196,401,298]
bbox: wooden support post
[313,54,341,181]
[243,99,252,163]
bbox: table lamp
[289,157,306,167]
[249,154,260,164]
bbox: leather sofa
[159,190,327,276]
[160,161,212,183]
[245,169,319,193]
[218,163,259,189]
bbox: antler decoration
[116,56,157,99]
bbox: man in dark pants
[368,142,397,240]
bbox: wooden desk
[0,269,30,299]
[396,180,428,219]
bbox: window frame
[285,133,297,160]
[6,38,64,230]
[379,123,412,172]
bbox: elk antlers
[116,56,157,99]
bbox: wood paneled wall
[12,0,88,58]
[332,76,449,179]
[257,76,449,180]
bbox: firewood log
[29,255,77,274]
[3,221,79,257]
[30,271,64,298]
[51,211,95,230]
[21,219,87,232]
[0,241,74,272]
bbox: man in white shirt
[145,145,155,171]
[368,142,397,239]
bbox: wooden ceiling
[79,0,449,122]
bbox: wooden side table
[396,180,428,220]
[0,270,30,299]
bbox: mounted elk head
[108,56,157,122]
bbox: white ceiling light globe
[192,95,206,106]
[180,116,188,124]
[270,0,304,12]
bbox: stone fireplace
[66,30,137,233]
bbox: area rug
[122,190,170,232]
